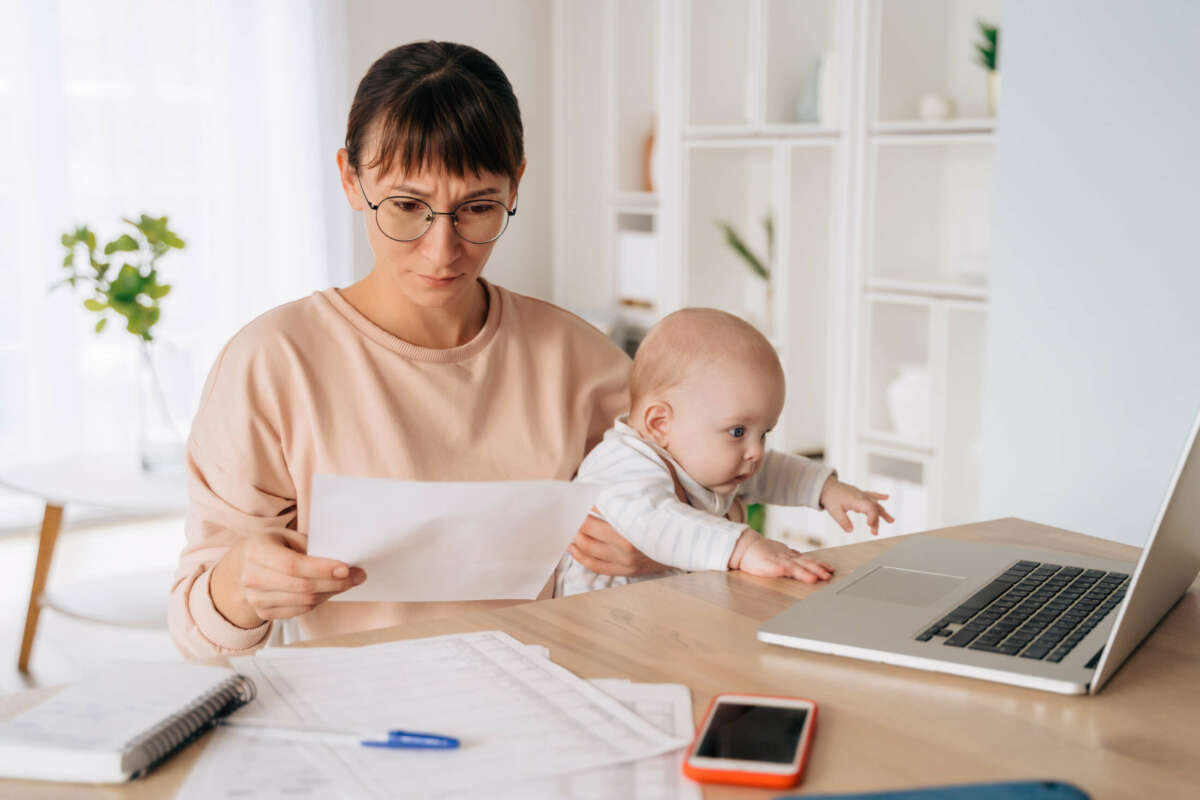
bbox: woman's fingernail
[333,566,349,579]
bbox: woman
[168,41,657,658]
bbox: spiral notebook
[0,661,255,783]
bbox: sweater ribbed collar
[318,278,502,363]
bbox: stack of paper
[179,632,698,800]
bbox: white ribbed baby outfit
[556,415,835,596]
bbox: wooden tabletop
[3,517,1198,798]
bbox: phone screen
[694,702,809,764]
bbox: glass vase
[137,340,186,472]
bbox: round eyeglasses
[358,179,517,244]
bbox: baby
[556,308,894,596]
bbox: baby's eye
[729,426,746,439]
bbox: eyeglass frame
[357,178,518,244]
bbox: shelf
[685,145,774,332]
[860,431,936,456]
[869,139,993,288]
[861,448,930,537]
[871,119,995,136]
[864,300,933,447]
[874,0,1003,124]
[608,191,659,214]
[685,124,840,142]
[613,0,658,194]
[688,0,753,126]
[865,279,988,303]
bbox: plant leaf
[110,264,142,302]
[95,317,107,333]
[83,298,108,312]
[716,220,770,280]
[104,234,139,255]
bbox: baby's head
[629,308,785,494]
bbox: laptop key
[1022,646,1051,660]
[944,630,978,647]
[959,580,1013,611]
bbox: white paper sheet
[462,680,701,800]
[180,674,698,800]
[176,730,343,800]
[221,631,687,798]
[307,475,599,602]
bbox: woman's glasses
[358,180,516,244]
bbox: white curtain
[0,0,352,526]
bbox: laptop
[757,410,1200,695]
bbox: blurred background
[0,0,1197,688]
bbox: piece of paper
[461,680,701,800]
[176,729,343,800]
[181,677,697,800]
[307,475,599,602]
[224,631,688,798]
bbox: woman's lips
[416,273,461,288]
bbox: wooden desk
[2,518,1198,798]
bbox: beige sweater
[168,280,630,658]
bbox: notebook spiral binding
[122,674,257,780]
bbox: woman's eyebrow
[390,184,502,200]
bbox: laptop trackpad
[837,566,966,607]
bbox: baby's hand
[820,477,895,537]
[731,532,835,584]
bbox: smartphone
[682,692,818,789]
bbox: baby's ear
[642,401,672,448]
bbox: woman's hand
[568,513,668,577]
[210,532,366,628]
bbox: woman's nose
[417,214,462,266]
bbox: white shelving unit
[554,0,1000,547]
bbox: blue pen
[219,721,460,749]
[362,730,460,749]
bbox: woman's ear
[337,148,365,211]
[509,161,526,210]
[641,401,672,449]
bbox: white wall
[343,0,554,298]
[981,1,1200,545]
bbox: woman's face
[338,144,523,309]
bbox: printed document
[307,475,599,602]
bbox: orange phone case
[681,692,818,789]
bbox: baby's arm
[739,450,836,508]
[740,450,894,536]
[596,475,748,571]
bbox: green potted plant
[54,214,187,471]
[975,19,1000,116]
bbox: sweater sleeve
[581,441,747,571]
[739,450,836,509]
[167,332,297,659]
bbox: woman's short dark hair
[345,41,524,186]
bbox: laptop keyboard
[915,560,1130,663]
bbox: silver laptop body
[757,410,1200,695]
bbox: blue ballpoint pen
[364,731,460,749]
[218,721,460,749]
